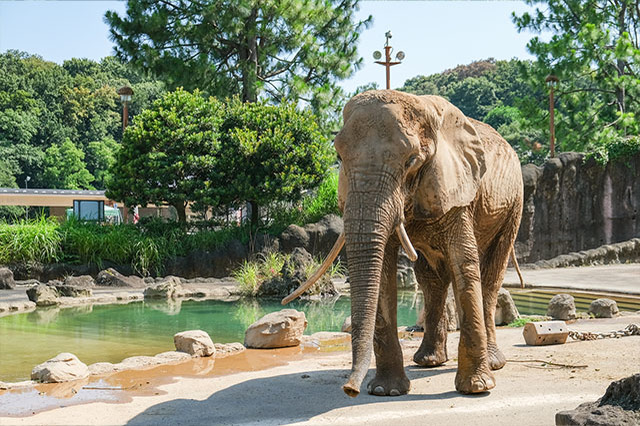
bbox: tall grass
[0,216,62,264]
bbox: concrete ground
[504,263,640,295]
[1,315,639,425]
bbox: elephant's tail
[510,246,524,288]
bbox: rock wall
[516,152,640,263]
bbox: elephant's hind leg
[369,243,410,396]
[480,220,519,371]
[413,254,450,368]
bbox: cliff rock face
[516,152,640,263]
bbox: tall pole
[374,31,404,90]
[545,74,558,158]
[122,100,129,131]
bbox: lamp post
[117,86,133,131]
[545,74,559,158]
[373,31,405,90]
[25,176,30,220]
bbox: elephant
[283,90,523,398]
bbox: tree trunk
[175,203,187,224]
[249,200,259,228]
[241,7,259,103]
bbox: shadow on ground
[126,366,482,425]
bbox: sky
[0,1,543,93]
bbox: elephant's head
[282,90,486,397]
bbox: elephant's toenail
[471,381,485,392]
[389,389,400,396]
[373,386,385,395]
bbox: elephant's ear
[414,96,486,218]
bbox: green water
[1,290,638,383]
[0,293,422,382]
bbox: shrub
[0,216,62,264]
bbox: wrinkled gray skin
[336,90,523,397]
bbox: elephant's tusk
[281,232,345,305]
[396,223,418,262]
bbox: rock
[155,351,192,362]
[0,267,16,289]
[260,247,337,298]
[119,356,164,370]
[26,284,60,306]
[214,342,246,356]
[96,268,145,288]
[244,309,307,349]
[31,353,89,383]
[589,298,619,318]
[53,284,93,298]
[547,294,577,320]
[555,374,640,425]
[278,214,344,259]
[396,251,417,289]
[143,276,182,299]
[174,330,216,357]
[64,275,95,287]
[88,362,116,376]
[341,316,352,333]
[495,288,519,325]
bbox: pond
[1,289,638,382]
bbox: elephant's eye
[405,155,418,170]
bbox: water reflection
[145,299,182,315]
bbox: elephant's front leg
[368,243,410,396]
[413,254,451,367]
[448,210,495,394]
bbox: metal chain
[568,323,640,341]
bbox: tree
[87,137,120,189]
[513,0,640,153]
[42,138,94,189]
[217,99,332,228]
[105,0,371,130]
[106,89,223,223]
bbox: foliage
[0,50,166,194]
[513,0,640,157]
[231,250,343,297]
[105,0,371,135]
[217,99,333,227]
[507,316,544,328]
[0,159,25,221]
[106,89,224,223]
[42,138,94,190]
[0,216,62,264]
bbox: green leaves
[107,89,332,226]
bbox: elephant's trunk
[342,179,398,397]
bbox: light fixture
[117,86,134,103]
[396,51,405,61]
[373,51,382,60]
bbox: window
[72,200,105,222]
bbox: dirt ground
[1,314,639,426]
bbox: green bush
[0,216,62,264]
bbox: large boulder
[244,309,307,349]
[0,267,16,289]
[341,316,352,333]
[54,284,93,298]
[174,330,216,357]
[547,294,576,320]
[495,288,519,325]
[26,284,60,306]
[31,353,89,383]
[96,268,145,288]
[397,251,417,289]
[556,374,640,425]
[260,247,337,298]
[64,275,95,287]
[589,298,619,318]
[279,214,344,259]
[144,276,182,299]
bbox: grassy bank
[0,172,340,276]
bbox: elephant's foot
[455,358,495,394]
[413,343,448,367]
[487,342,506,370]
[367,373,411,396]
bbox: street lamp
[373,31,405,90]
[25,176,30,220]
[117,86,134,131]
[545,74,559,158]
